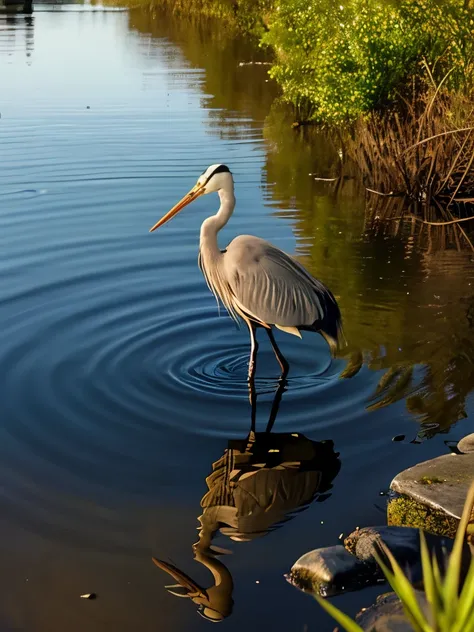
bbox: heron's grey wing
[223,236,339,333]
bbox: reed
[348,82,474,237]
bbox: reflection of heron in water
[152,379,341,622]
[149,164,342,381]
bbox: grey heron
[149,164,342,381]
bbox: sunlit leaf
[314,594,365,632]
[453,557,474,632]
[374,547,428,632]
[444,482,474,624]
[420,531,439,615]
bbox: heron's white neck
[200,187,235,258]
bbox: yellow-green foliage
[262,0,474,125]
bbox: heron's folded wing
[224,236,334,328]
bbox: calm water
[1,5,474,631]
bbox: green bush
[262,0,474,125]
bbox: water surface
[1,5,474,631]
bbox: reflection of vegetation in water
[262,102,345,208]
[123,8,277,135]
[366,254,474,438]
[101,0,270,34]
[126,9,474,437]
[260,106,474,436]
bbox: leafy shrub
[262,0,474,125]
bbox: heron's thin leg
[266,328,290,374]
[248,375,257,434]
[265,374,288,433]
[245,321,259,432]
[247,321,259,383]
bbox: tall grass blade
[314,594,365,632]
[443,482,474,618]
[453,558,474,632]
[420,531,439,615]
[374,548,428,632]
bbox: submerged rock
[389,452,474,537]
[286,545,372,597]
[356,591,430,632]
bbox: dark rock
[458,433,474,454]
[392,435,405,442]
[288,522,472,599]
[286,545,372,597]
[344,525,468,585]
[356,591,430,632]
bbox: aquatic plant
[350,83,474,205]
[315,480,474,632]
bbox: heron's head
[149,164,233,232]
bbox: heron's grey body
[150,163,342,379]
[200,234,340,340]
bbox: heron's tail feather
[319,290,344,353]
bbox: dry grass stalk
[348,86,474,230]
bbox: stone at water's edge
[286,545,372,597]
[458,433,474,454]
[344,525,471,585]
[344,525,461,584]
[287,526,471,598]
[389,452,474,536]
[288,445,474,601]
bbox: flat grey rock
[287,545,372,597]
[390,453,474,520]
[356,591,430,632]
[458,433,474,454]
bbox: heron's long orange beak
[149,184,205,232]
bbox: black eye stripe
[202,164,231,185]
